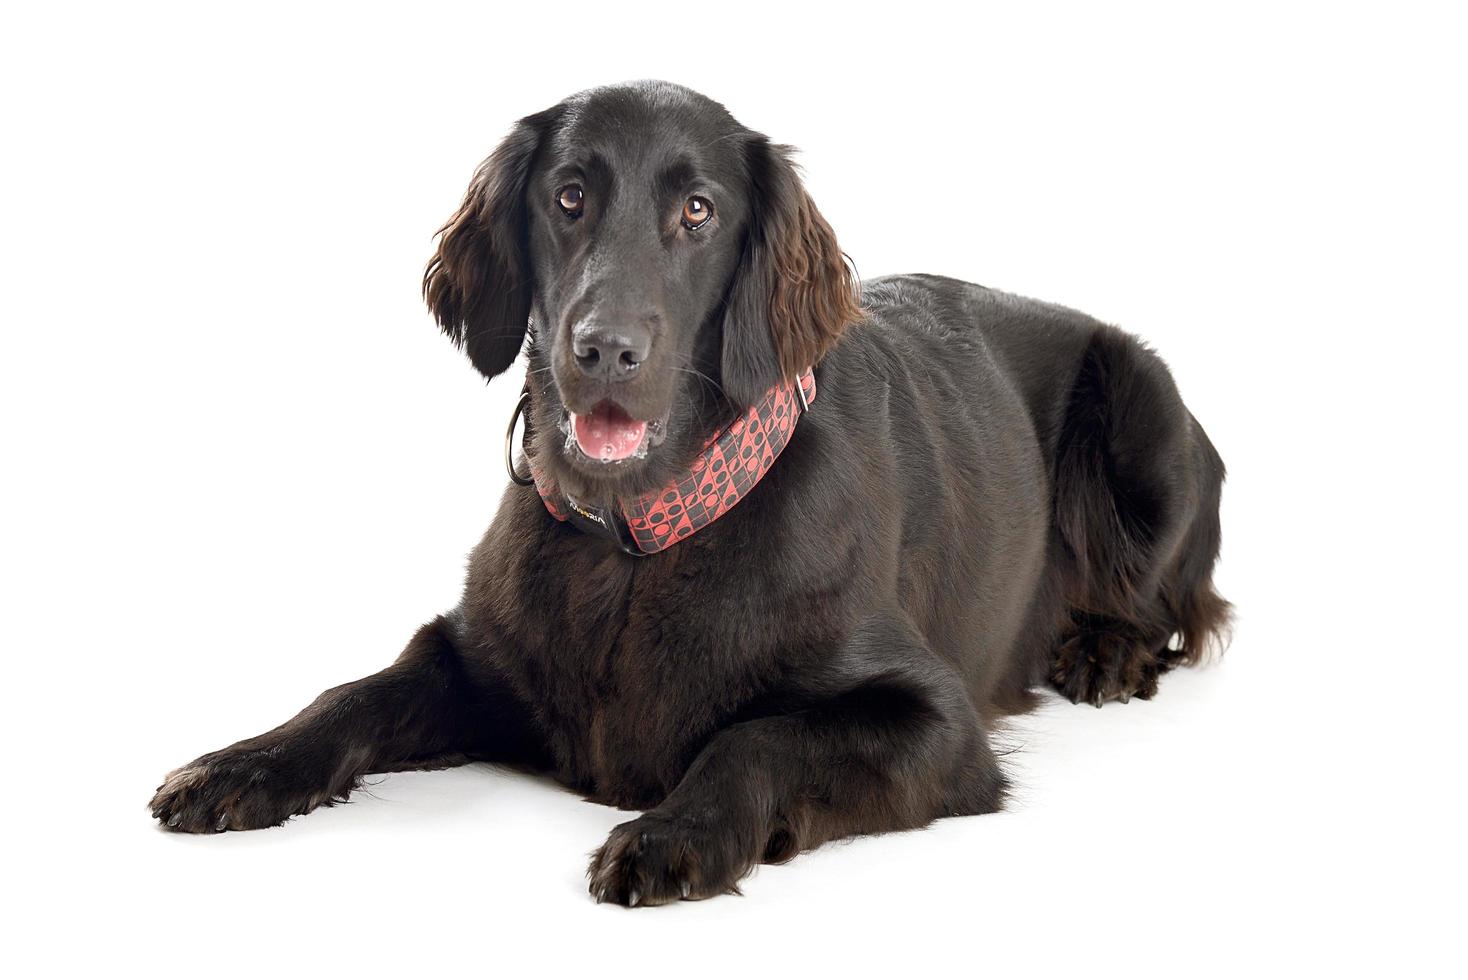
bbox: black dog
[151,81,1229,905]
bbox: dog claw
[680,880,691,899]
[166,813,182,828]
[215,813,229,832]
[628,889,640,907]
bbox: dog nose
[572,322,651,381]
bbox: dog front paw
[149,744,346,833]
[587,809,758,907]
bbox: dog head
[424,81,859,504]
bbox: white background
[3,1,1464,976]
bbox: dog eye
[681,196,713,229]
[557,185,585,217]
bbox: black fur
[151,82,1229,906]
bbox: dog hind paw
[1049,629,1176,707]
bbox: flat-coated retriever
[151,81,1230,905]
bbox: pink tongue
[573,403,648,462]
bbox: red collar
[526,369,816,555]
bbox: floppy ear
[423,109,557,380]
[720,137,861,408]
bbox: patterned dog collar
[525,369,816,555]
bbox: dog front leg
[586,610,1005,905]
[149,614,535,832]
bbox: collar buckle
[795,370,812,414]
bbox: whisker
[670,363,728,402]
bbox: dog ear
[720,137,861,408]
[423,108,558,380]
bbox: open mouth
[564,401,665,464]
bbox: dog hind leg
[1048,327,1230,706]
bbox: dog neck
[528,368,816,555]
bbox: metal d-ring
[505,390,535,486]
